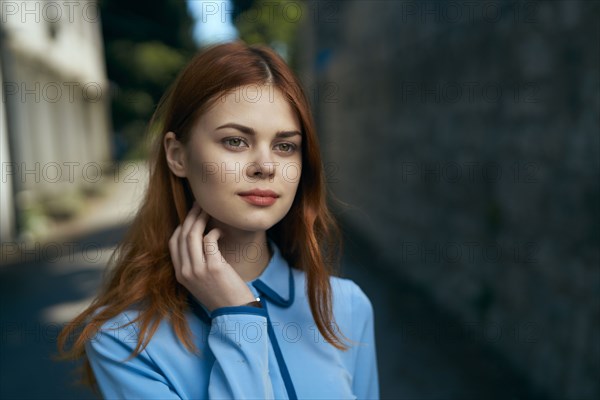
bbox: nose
[246,146,276,180]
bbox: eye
[275,143,298,153]
[222,137,248,149]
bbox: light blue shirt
[85,238,380,399]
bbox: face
[165,84,302,234]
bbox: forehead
[197,84,301,131]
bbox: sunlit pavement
[1,162,540,399]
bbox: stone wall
[297,1,599,399]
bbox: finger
[203,228,225,269]
[180,202,201,238]
[178,204,202,279]
[169,225,182,276]
[188,210,210,267]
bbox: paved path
[0,162,541,399]
[1,162,148,399]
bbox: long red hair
[57,40,349,390]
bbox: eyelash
[222,137,299,153]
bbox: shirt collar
[250,237,295,308]
[189,237,295,323]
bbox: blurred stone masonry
[297,1,599,399]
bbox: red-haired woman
[58,41,379,399]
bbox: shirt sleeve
[350,282,380,400]
[86,306,276,399]
[207,305,274,399]
[85,312,180,399]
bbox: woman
[58,41,379,399]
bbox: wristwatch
[243,297,262,308]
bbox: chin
[214,214,281,234]
[235,219,279,233]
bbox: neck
[206,219,272,282]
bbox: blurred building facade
[0,0,111,242]
[298,1,599,399]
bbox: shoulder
[330,276,375,325]
[85,307,144,351]
[92,306,142,329]
[292,267,374,317]
[330,276,373,306]
[290,268,374,323]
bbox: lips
[238,189,279,206]
[237,189,279,198]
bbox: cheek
[183,150,216,199]
[185,145,223,180]
[186,174,232,223]
[281,159,302,187]
[185,154,243,211]
[188,160,246,189]
[186,163,227,198]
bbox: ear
[164,132,187,178]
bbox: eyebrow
[215,123,302,139]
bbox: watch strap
[243,297,262,308]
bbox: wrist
[242,297,262,308]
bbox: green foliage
[134,42,187,85]
[233,0,305,63]
[98,0,196,160]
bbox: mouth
[238,189,279,207]
[237,189,279,198]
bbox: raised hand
[168,202,257,312]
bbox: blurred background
[0,0,598,399]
